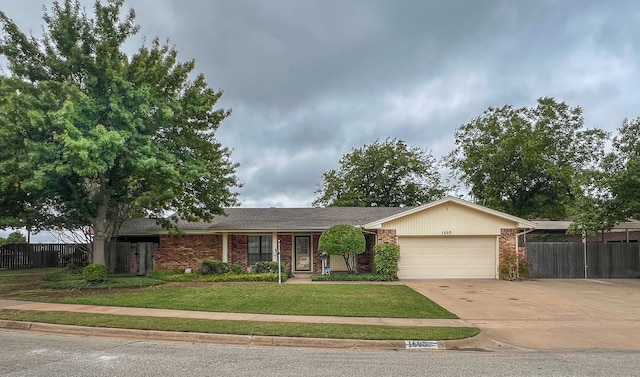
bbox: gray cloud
[4,0,640,208]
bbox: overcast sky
[2,0,640,242]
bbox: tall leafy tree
[0,0,240,265]
[446,97,607,219]
[572,117,640,233]
[313,138,446,207]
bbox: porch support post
[222,232,229,263]
[272,232,278,261]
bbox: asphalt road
[2,330,639,377]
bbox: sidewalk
[0,299,482,351]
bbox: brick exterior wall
[230,235,248,271]
[499,229,518,262]
[376,229,397,245]
[150,229,389,275]
[154,235,223,272]
[500,228,530,279]
[278,234,293,274]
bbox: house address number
[441,230,452,235]
[405,340,438,349]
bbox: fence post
[582,231,588,279]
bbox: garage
[397,236,496,279]
[365,196,536,279]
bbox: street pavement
[2,278,639,351]
[3,330,640,377]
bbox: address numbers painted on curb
[405,340,438,349]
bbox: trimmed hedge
[373,243,400,280]
[253,261,286,274]
[311,273,393,282]
[147,270,286,283]
[201,260,242,275]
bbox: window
[248,235,272,265]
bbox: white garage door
[398,236,496,279]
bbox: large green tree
[313,138,447,207]
[446,97,606,219]
[572,117,640,233]
[0,0,240,265]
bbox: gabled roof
[364,196,536,229]
[119,207,410,235]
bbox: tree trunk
[91,175,110,266]
[343,253,356,273]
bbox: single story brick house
[117,196,535,279]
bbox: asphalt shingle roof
[119,207,411,235]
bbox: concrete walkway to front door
[403,279,640,351]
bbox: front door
[294,236,311,271]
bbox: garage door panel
[398,236,496,279]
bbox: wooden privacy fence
[527,242,640,278]
[105,242,154,275]
[0,242,155,274]
[0,243,89,269]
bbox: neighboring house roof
[118,207,410,235]
[533,219,640,232]
[364,196,537,229]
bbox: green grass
[0,310,479,340]
[0,269,478,341]
[0,269,456,319]
[53,283,457,319]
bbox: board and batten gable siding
[378,201,520,236]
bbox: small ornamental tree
[318,224,366,273]
[373,243,400,279]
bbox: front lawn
[0,269,478,341]
[0,269,456,319]
[54,283,456,319]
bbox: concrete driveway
[404,279,640,351]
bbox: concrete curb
[0,320,490,351]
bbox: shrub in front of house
[201,260,242,275]
[82,263,109,283]
[499,253,530,280]
[147,270,286,283]
[253,261,285,274]
[373,243,400,280]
